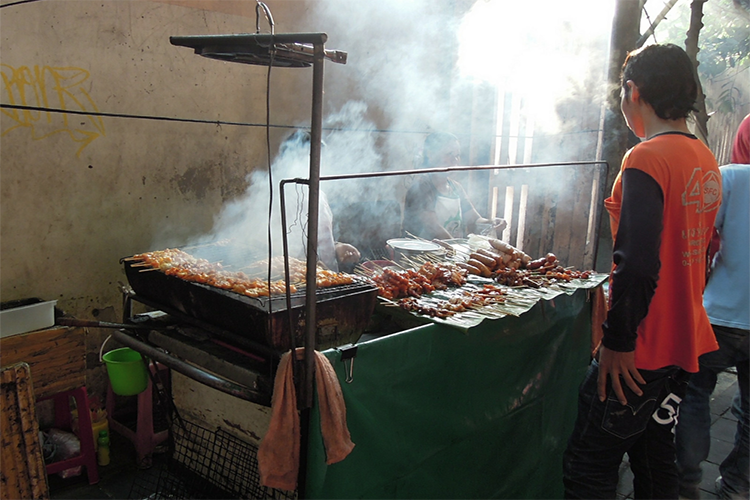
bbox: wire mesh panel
[129,419,296,500]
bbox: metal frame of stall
[167,29,336,413]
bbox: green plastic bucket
[102,347,149,396]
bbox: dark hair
[621,43,698,120]
[422,132,460,167]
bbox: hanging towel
[258,348,354,491]
[314,348,355,465]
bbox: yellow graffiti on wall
[1,65,105,157]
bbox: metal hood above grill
[169,33,347,68]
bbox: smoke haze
[192,0,616,264]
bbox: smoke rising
[187,0,616,265]
[203,101,384,264]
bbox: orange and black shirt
[603,132,721,373]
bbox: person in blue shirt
[675,113,750,500]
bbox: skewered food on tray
[456,238,592,284]
[398,284,507,318]
[359,235,605,327]
[130,249,353,298]
[365,261,468,300]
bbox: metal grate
[129,419,296,499]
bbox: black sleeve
[601,168,664,352]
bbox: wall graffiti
[1,64,105,157]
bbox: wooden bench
[1,327,99,487]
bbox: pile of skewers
[356,259,508,318]
[360,261,468,300]
[358,236,596,319]
[127,249,354,298]
[459,238,591,287]
[397,285,508,318]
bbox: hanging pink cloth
[258,348,355,491]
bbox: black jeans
[563,359,689,499]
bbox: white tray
[0,300,57,338]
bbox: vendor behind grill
[280,130,360,272]
[402,132,506,240]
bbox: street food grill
[129,249,354,297]
[122,246,378,352]
[122,234,604,351]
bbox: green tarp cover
[304,287,595,499]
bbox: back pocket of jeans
[600,379,663,439]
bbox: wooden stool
[106,362,169,468]
[38,386,99,484]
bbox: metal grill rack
[129,419,296,499]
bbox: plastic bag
[47,428,82,478]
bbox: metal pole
[281,160,608,184]
[302,42,325,410]
[279,179,299,393]
[298,38,326,500]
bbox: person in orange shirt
[563,43,721,499]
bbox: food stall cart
[113,234,606,499]
[109,148,608,500]
[115,171,606,499]
[101,6,611,496]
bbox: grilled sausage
[470,252,497,269]
[477,248,504,266]
[488,238,515,254]
[526,258,546,270]
[458,262,482,275]
[468,258,493,277]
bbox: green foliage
[651,0,749,113]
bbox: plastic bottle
[97,430,110,466]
